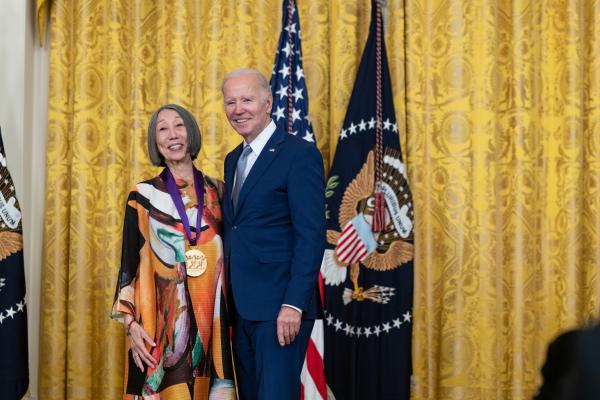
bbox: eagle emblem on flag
[321,149,414,305]
[0,232,22,262]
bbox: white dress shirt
[242,120,276,174]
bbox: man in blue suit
[221,68,325,400]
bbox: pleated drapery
[37,1,600,399]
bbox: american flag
[270,0,315,144]
[269,1,326,399]
[336,215,378,265]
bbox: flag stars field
[0,299,27,324]
[324,311,411,339]
[0,299,27,325]
[337,116,399,142]
[269,0,315,144]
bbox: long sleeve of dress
[111,190,145,322]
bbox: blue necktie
[232,145,253,211]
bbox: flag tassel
[372,191,386,232]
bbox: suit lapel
[235,128,286,214]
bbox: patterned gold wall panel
[408,1,600,399]
[37,0,600,399]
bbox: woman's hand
[126,316,157,371]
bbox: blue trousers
[233,314,314,400]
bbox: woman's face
[155,108,190,164]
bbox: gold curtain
[36,0,600,399]
[37,0,393,399]
[407,0,600,399]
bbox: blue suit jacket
[223,127,325,321]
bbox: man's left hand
[277,306,302,346]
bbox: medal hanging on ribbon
[162,167,208,277]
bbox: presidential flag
[269,1,325,399]
[0,126,29,399]
[321,1,414,399]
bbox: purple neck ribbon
[161,166,205,246]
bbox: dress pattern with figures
[111,171,235,400]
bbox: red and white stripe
[336,221,369,264]
[301,272,327,400]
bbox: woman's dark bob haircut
[147,104,201,166]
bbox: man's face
[223,74,273,143]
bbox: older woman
[111,104,235,399]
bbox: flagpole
[287,0,295,134]
[378,0,389,28]
[372,0,386,232]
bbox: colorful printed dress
[111,171,235,399]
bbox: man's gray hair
[147,104,201,166]
[222,68,271,97]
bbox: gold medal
[185,247,207,277]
